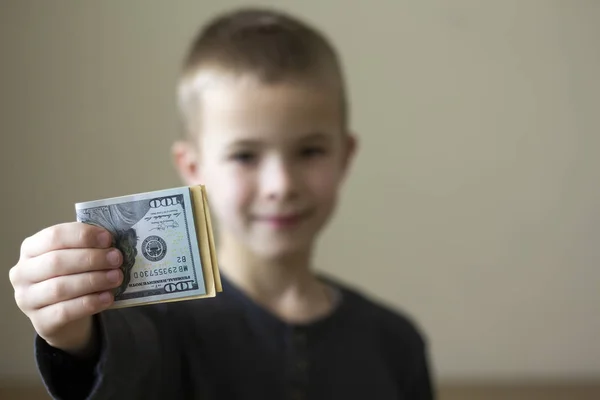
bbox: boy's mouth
[253,210,312,228]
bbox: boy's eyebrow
[226,132,333,148]
[297,132,333,142]
[226,139,262,149]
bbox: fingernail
[106,269,121,283]
[99,292,112,304]
[106,249,121,266]
[97,231,111,247]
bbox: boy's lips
[253,210,311,228]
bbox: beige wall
[1,0,599,385]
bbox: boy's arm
[9,223,196,399]
[35,306,187,400]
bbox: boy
[9,7,434,399]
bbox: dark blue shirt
[35,274,435,399]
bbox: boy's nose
[260,157,299,200]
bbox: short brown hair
[177,7,348,137]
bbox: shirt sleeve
[35,333,98,400]
[373,302,436,400]
[403,345,436,400]
[34,305,189,400]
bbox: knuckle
[46,251,61,270]
[52,304,70,326]
[45,226,59,247]
[8,265,19,285]
[84,251,94,270]
[13,289,26,310]
[80,295,98,315]
[86,272,97,292]
[48,280,66,301]
[88,271,105,291]
[20,236,31,257]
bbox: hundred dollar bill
[75,185,221,308]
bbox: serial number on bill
[133,265,189,279]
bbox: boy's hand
[9,222,123,356]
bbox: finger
[19,248,122,284]
[21,222,113,259]
[35,291,114,331]
[25,269,123,310]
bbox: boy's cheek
[310,167,342,195]
[206,174,252,214]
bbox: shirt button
[296,360,308,371]
[293,331,307,347]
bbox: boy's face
[174,79,356,259]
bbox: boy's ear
[341,131,358,173]
[171,140,203,186]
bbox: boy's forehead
[197,79,343,138]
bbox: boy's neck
[218,235,335,324]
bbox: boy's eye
[230,151,256,164]
[300,146,326,158]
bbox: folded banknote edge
[200,185,222,293]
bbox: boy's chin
[249,238,313,261]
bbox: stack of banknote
[75,185,222,309]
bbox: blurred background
[1,1,599,399]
